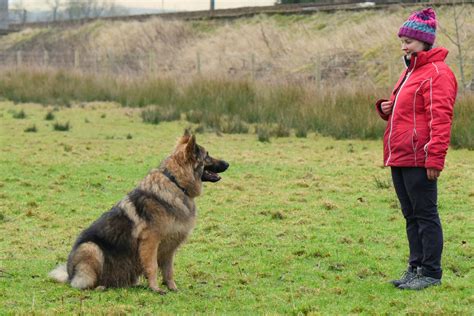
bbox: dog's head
[167,130,229,196]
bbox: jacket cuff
[425,158,444,171]
[375,99,390,121]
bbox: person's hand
[381,101,393,115]
[427,168,441,181]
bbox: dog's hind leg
[69,242,104,290]
[139,232,165,294]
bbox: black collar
[162,168,188,195]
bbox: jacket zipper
[386,56,417,166]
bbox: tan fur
[120,198,148,239]
[50,132,228,293]
[138,227,164,293]
[70,242,104,289]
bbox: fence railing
[0,50,473,90]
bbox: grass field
[0,101,473,314]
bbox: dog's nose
[221,161,229,171]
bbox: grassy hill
[0,5,473,87]
[0,5,472,149]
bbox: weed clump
[257,125,271,143]
[373,176,391,189]
[142,106,180,124]
[219,116,249,134]
[273,123,290,138]
[53,121,71,131]
[44,111,55,121]
[13,109,26,119]
[24,125,37,133]
[295,125,308,138]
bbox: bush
[141,105,180,124]
[220,115,249,134]
[1,69,472,149]
[13,109,26,119]
[295,125,308,138]
[451,94,474,150]
[44,111,55,121]
[24,125,37,133]
[53,121,71,131]
[257,125,271,143]
[185,110,205,124]
[273,123,290,138]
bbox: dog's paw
[95,286,106,291]
[165,281,178,292]
[150,286,167,295]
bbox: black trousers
[391,167,443,279]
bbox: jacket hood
[407,47,449,70]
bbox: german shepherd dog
[49,131,229,293]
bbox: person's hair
[423,42,433,51]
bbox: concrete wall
[0,0,8,30]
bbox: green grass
[0,102,472,314]
[1,69,473,149]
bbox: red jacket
[376,47,457,171]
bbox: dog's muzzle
[202,160,229,182]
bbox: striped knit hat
[398,8,437,45]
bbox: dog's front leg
[159,252,178,291]
[158,237,185,292]
[139,234,165,294]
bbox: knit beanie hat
[398,8,437,45]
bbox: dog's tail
[49,264,68,283]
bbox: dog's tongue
[203,170,221,182]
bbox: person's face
[400,37,425,60]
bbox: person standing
[375,7,458,290]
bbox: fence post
[388,61,393,86]
[314,54,321,89]
[196,52,201,75]
[94,52,98,74]
[43,50,49,67]
[148,51,155,73]
[470,58,474,91]
[16,51,22,67]
[74,50,80,68]
[251,53,255,79]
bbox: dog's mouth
[202,170,221,182]
[201,160,229,182]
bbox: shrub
[13,110,26,119]
[185,110,204,124]
[24,125,37,133]
[220,115,249,134]
[141,105,180,124]
[451,94,474,150]
[53,121,71,131]
[257,125,271,143]
[273,123,290,138]
[44,111,55,121]
[295,126,308,138]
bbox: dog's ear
[178,129,192,145]
[185,134,197,160]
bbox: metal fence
[0,50,473,89]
